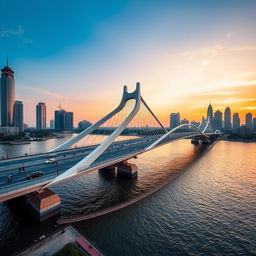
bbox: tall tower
[213,110,222,130]
[224,106,231,130]
[36,102,46,130]
[170,112,180,129]
[233,113,240,130]
[13,100,24,132]
[207,103,213,121]
[245,113,253,130]
[0,59,15,127]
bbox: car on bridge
[45,158,57,164]
[26,172,43,180]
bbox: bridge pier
[116,160,138,178]
[26,188,61,222]
[191,138,200,144]
[99,161,138,178]
[99,166,117,176]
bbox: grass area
[53,243,84,256]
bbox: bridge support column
[191,138,200,144]
[26,188,61,222]
[201,137,211,144]
[99,166,117,176]
[116,160,138,178]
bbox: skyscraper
[64,112,73,129]
[207,103,213,121]
[253,118,256,132]
[224,106,231,130]
[232,113,240,130]
[170,112,180,129]
[213,110,222,130]
[0,60,15,127]
[245,113,253,130]
[36,102,46,130]
[13,100,23,132]
[55,109,73,130]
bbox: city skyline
[1,61,255,129]
[0,0,255,126]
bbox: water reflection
[1,140,254,256]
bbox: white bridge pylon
[45,83,167,187]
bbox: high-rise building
[13,100,23,132]
[232,113,240,130]
[253,118,256,132]
[64,112,73,129]
[213,110,222,130]
[224,107,231,130]
[245,113,253,130]
[170,112,180,129]
[0,60,15,127]
[180,118,189,125]
[207,103,213,121]
[50,119,54,129]
[36,102,46,130]
[54,109,73,130]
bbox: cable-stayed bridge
[0,83,220,205]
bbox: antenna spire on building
[6,56,8,67]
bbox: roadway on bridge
[0,131,212,201]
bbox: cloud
[197,91,238,96]
[0,25,32,44]
[180,44,256,59]
[0,25,23,37]
[213,98,256,105]
[19,85,71,99]
[239,106,256,110]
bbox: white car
[45,158,56,164]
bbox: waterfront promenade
[16,226,102,256]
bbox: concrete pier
[99,166,116,176]
[26,188,61,222]
[116,160,138,178]
[191,138,200,144]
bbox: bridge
[0,83,220,220]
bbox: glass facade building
[55,109,73,130]
[36,102,46,130]
[13,100,23,132]
[0,64,15,127]
[170,112,180,129]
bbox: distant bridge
[0,83,220,202]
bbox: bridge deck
[0,132,218,202]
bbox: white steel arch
[49,84,139,152]
[145,124,208,151]
[45,83,142,187]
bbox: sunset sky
[0,0,255,126]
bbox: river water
[0,137,255,255]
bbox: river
[0,137,255,255]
